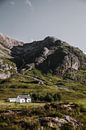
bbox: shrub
[31,93,61,102]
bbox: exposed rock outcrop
[11,36,85,76]
[0,33,23,49]
[40,116,80,129]
[0,34,23,79]
[0,35,86,79]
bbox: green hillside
[0,35,86,130]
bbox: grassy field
[0,72,86,129]
[0,96,86,110]
[75,98,86,109]
[0,100,45,110]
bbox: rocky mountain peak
[0,34,86,79]
[0,33,24,49]
[44,36,58,42]
[10,36,86,75]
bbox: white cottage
[8,94,31,103]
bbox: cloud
[10,1,15,5]
[26,0,32,8]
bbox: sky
[0,0,86,52]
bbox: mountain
[0,34,24,79]
[0,34,86,129]
[0,35,86,81]
[0,33,23,49]
[12,36,86,73]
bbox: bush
[31,93,61,102]
[45,93,54,102]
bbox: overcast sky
[0,0,86,52]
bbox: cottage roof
[17,95,31,99]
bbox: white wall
[27,98,31,103]
[19,99,25,103]
[8,97,31,103]
[8,98,16,102]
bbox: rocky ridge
[11,36,86,75]
[0,34,24,79]
[0,35,86,79]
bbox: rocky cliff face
[11,36,86,75]
[0,34,23,49]
[0,35,86,79]
[0,34,24,79]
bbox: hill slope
[0,35,86,81]
[0,34,24,79]
[0,35,86,130]
[12,36,86,75]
